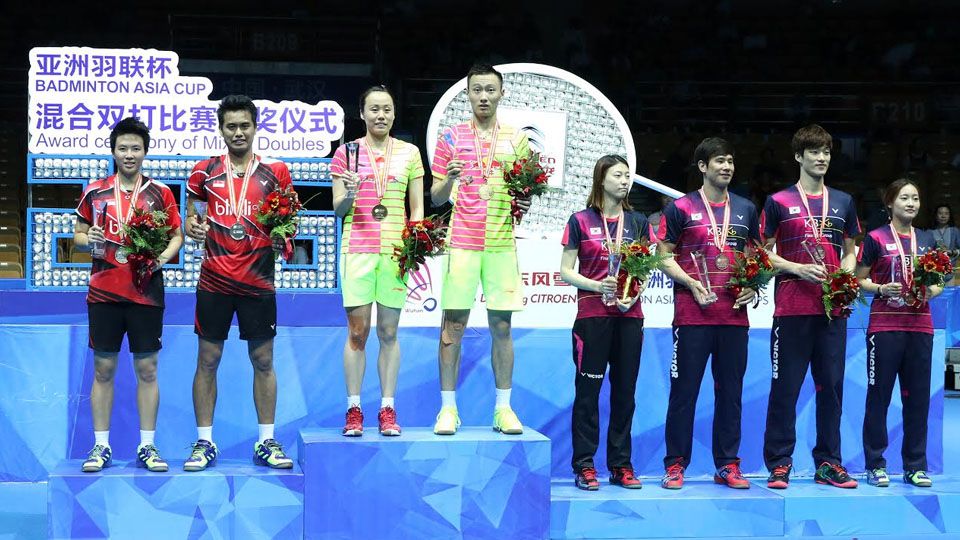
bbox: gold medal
[478,184,493,200]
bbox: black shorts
[195,290,277,342]
[88,302,164,354]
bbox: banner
[28,47,345,157]
[497,107,566,188]
[399,238,775,329]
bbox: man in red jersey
[182,95,294,471]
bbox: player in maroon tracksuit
[74,117,183,473]
[182,95,295,471]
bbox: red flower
[278,207,291,217]
[279,196,290,207]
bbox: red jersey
[75,175,182,306]
[187,155,293,296]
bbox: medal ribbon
[796,182,829,249]
[888,223,916,290]
[698,188,730,257]
[112,173,144,239]
[361,136,394,201]
[602,209,625,270]
[471,121,500,183]
[224,154,256,227]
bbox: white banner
[497,107,566,188]
[399,238,775,329]
[28,47,345,157]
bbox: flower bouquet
[256,186,302,261]
[726,242,777,309]
[822,269,866,320]
[122,208,172,293]
[393,215,448,279]
[503,151,551,224]
[617,239,671,301]
[905,248,954,307]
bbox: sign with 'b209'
[28,46,345,157]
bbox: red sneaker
[767,464,791,489]
[610,467,642,489]
[575,467,600,491]
[661,460,685,489]
[714,460,750,489]
[378,406,401,436]
[342,405,363,436]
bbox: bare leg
[249,338,276,424]
[376,304,402,399]
[438,309,471,391]
[488,310,515,390]
[90,352,119,431]
[133,352,159,431]
[344,304,372,396]
[193,337,224,427]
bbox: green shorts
[340,252,408,309]
[441,248,524,311]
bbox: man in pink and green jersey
[429,63,531,435]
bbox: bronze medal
[715,253,729,270]
[115,247,129,264]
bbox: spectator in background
[929,204,959,282]
[648,193,675,238]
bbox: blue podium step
[551,479,784,539]
[298,426,551,540]
[0,481,46,539]
[47,459,303,540]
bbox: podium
[298,427,551,539]
[47,460,303,539]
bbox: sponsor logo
[260,179,269,186]
[579,371,604,379]
[831,207,840,214]
[772,326,780,379]
[789,206,801,215]
[147,200,155,207]
[736,214,744,220]
[213,199,255,217]
[671,328,680,378]
[868,334,876,385]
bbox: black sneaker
[575,467,600,491]
[767,464,791,489]
[815,462,858,488]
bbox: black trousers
[863,331,933,471]
[571,317,643,473]
[663,325,749,469]
[763,315,847,470]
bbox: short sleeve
[760,196,780,241]
[330,144,347,176]
[406,146,425,180]
[431,127,455,181]
[161,187,182,229]
[562,214,582,248]
[747,204,761,243]
[858,233,879,268]
[186,161,209,200]
[844,197,861,237]
[660,202,684,245]
[75,184,96,225]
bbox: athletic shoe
[575,467,600,491]
[815,462,858,488]
[81,444,112,473]
[136,444,169,472]
[183,439,218,472]
[433,407,461,435]
[903,470,933,487]
[610,467,642,489]
[866,467,890,487]
[254,439,294,469]
[378,406,401,436]
[767,464,792,489]
[492,407,523,434]
[661,460,684,489]
[342,405,363,437]
[714,460,750,489]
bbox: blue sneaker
[183,439,218,472]
[254,439,293,469]
[904,470,932,487]
[866,467,889,487]
[136,444,169,472]
[81,444,112,472]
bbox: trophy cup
[690,250,718,303]
[345,142,360,197]
[886,254,906,307]
[193,201,208,260]
[800,238,826,266]
[602,243,622,306]
[89,201,106,259]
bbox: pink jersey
[330,138,424,254]
[659,191,761,326]
[858,226,934,334]
[431,122,530,252]
[562,209,653,320]
[761,185,861,317]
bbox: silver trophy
[345,142,360,197]
[886,254,906,307]
[690,250,718,303]
[89,201,106,259]
[193,201,208,260]
[800,238,826,266]
[602,243,622,306]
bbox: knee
[250,352,274,374]
[376,324,397,345]
[93,357,117,383]
[489,319,512,341]
[348,324,371,351]
[197,353,221,373]
[134,358,158,384]
[440,321,466,347]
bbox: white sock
[140,430,155,447]
[197,426,213,444]
[495,388,512,409]
[258,424,274,444]
[381,397,395,409]
[94,430,110,448]
[441,391,457,409]
[348,395,361,409]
